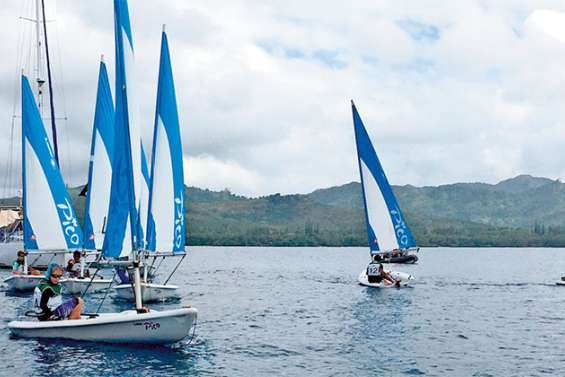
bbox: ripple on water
[0,247,565,376]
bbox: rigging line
[185,318,198,346]
[154,255,166,275]
[29,252,43,267]
[25,0,34,81]
[80,265,102,298]
[5,1,32,199]
[40,0,59,166]
[4,118,16,198]
[164,254,186,285]
[95,269,117,314]
[128,267,137,304]
[148,254,157,277]
[7,13,23,197]
[53,6,71,179]
[10,3,25,132]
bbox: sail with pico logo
[83,59,115,250]
[145,28,186,254]
[351,101,416,254]
[102,0,145,258]
[21,75,83,251]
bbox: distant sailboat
[351,101,416,288]
[352,101,418,263]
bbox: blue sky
[1,1,565,197]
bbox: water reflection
[30,337,204,377]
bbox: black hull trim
[383,255,418,264]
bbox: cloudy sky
[1,0,565,197]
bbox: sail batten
[351,102,416,253]
[146,31,186,253]
[83,61,114,250]
[21,75,83,251]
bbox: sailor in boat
[66,250,90,278]
[33,263,84,321]
[114,267,130,285]
[367,261,400,286]
[12,250,40,276]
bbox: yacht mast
[34,0,45,113]
[40,0,59,165]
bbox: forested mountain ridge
[40,174,565,247]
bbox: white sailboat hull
[61,278,113,295]
[358,269,414,288]
[114,282,179,302]
[8,307,197,344]
[3,275,44,291]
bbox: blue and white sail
[102,0,143,258]
[146,30,186,253]
[138,144,150,249]
[351,101,416,253]
[21,75,83,251]
[83,60,115,250]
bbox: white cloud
[3,1,565,197]
[525,9,565,43]
[185,154,260,194]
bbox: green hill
[63,174,565,247]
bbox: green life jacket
[37,280,62,296]
[33,279,63,312]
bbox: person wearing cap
[11,250,40,276]
[33,263,84,321]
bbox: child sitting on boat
[12,250,40,276]
[66,250,90,278]
[33,263,84,321]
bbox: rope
[154,256,166,277]
[164,254,186,285]
[80,252,105,297]
[29,253,43,267]
[185,317,198,346]
[95,269,116,314]
[80,266,101,297]
[148,255,157,280]
[52,6,71,178]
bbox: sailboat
[0,0,63,270]
[9,0,197,344]
[351,101,416,288]
[113,27,184,303]
[3,76,83,293]
[60,58,114,295]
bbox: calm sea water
[0,247,564,376]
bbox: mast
[40,0,59,165]
[34,0,45,113]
